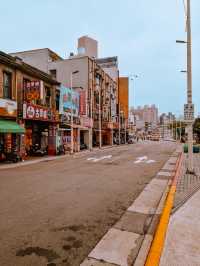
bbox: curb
[81,148,181,266]
[144,152,183,266]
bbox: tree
[193,118,200,143]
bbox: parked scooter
[30,144,48,156]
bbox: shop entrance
[25,121,49,156]
[80,130,89,150]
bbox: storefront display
[0,120,25,162]
[22,101,60,156]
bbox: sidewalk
[160,154,200,266]
[0,144,125,170]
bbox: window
[3,72,12,99]
[45,87,51,107]
[50,69,57,79]
[23,78,30,101]
[56,89,60,111]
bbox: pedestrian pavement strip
[172,154,200,214]
[81,149,180,266]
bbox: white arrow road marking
[87,155,112,162]
[146,160,156,164]
[87,157,97,161]
[137,156,148,161]
[134,156,156,164]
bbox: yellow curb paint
[145,154,183,266]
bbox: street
[0,142,176,266]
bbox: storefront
[59,86,81,153]
[0,99,25,162]
[80,116,93,150]
[23,102,59,156]
[102,122,113,146]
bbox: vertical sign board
[79,90,86,115]
[184,104,194,121]
[59,86,80,117]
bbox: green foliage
[193,118,200,142]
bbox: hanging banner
[24,80,41,101]
[79,90,86,115]
[59,86,79,116]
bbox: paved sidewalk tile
[160,189,200,266]
[89,228,142,266]
[162,162,175,171]
[157,171,172,177]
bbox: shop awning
[0,120,25,134]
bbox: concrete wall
[78,36,98,58]
[49,56,89,89]
[10,49,50,73]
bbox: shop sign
[61,113,81,125]
[23,103,58,122]
[184,104,194,121]
[61,112,71,124]
[102,122,113,129]
[59,86,79,117]
[80,116,93,128]
[0,99,17,117]
[113,122,119,129]
[24,80,41,101]
[79,90,86,115]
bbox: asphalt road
[0,141,176,266]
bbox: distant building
[10,48,63,73]
[10,37,119,147]
[118,77,129,120]
[96,56,118,81]
[130,105,158,131]
[78,36,98,58]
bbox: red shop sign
[79,90,86,115]
[23,103,57,122]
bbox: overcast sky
[0,0,199,115]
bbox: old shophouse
[0,51,60,162]
[10,36,132,149]
[11,40,119,148]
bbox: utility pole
[70,70,79,154]
[70,72,74,155]
[118,103,121,145]
[99,85,102,148]
[186,0,194,173]
[177,0,194,172]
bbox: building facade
[130,105,158,131]
[0,51,60,163]
[10,38,119,149]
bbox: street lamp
[176,0,194,173]
[130,74,139,108]
[70,70,79,154]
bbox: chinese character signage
[23,103,58,122]
[24,80,41,101]
[0,99,17,117]
[184,104,194,121]
[59,86,79,116]
[79,90,86,115]
[80,116,93,128]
